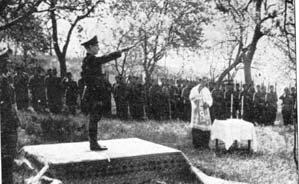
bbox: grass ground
[16,111,297,184]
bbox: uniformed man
[127,76,144,120]
[29,67,47,112]
[181,80,192,121]
[81,36,129,150]
[0,44,19,184]
[14,65,29,110]
[102,74,112,118]
[280,87,293,125]
[265,85,277,125]
[161,78,170,120]
[148,78,162,120]
[62,72,78,115]
[253,85,266,125]
[45,68,63,114]
[113,75,128,120]
[211,82,224,122]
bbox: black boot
[89,131,108,151]
[90,141,108,151]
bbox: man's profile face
[89,44,99,55]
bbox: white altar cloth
[211,119,258,152]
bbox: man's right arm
[96,51,122,64]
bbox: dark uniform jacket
[81,52,121,113]
[82,52,121,88]
[1,74,19,158]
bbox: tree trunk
[217,58,241,84]
[58,56,67,78]
[243,60,252,84]
[144,73,151,118]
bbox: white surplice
[189,84,213,131]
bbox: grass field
[16,111,297,184]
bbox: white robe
[189,84,213,131]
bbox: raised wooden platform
[21,138,195,183]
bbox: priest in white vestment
[189,78,213,149]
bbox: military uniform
[161,82,170,120]
[127,77,144,120]
[240,86,254,122]
[211,86,224,121]
[1,46,19,184]
[45,69,63,114]
[81,36,122,150]
[62,73,78,115]
[149,83,162,120]
[280,89,293,125]
[224,85,233,119]
[102,78,112,118]
[29,69,47,112]
[181,84,192,121]
[253,87,266,125]
[265,88,277,125]
[113,76,128,120]
[13,69,29,110]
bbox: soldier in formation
[29,67,47,112]
[113,75,128,120]
[45,68,63,114]
[14,65,29,110]
[62,72,78,115]
[0,44,19,184]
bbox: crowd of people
[9,65,297,126]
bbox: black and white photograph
[0,0,297,183]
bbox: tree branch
[0,0,44,31]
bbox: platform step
[21,138,195,183]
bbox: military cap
[81,36,98,47]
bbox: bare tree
[215,0,281,84]
[43,0,103,77]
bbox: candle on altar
[230,93,233,118]
[241,95,244,119]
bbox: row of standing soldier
[9,65,297,126]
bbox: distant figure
[62,72,78,115]
[240,83,254,122]
[102,76,112,118]
[29,67,47,112]
[148,78,162,120]
[45,68,63,114]
[265,85,277,125]
[211,83,224,122]
[113,75,128,120]
[13,65,29,110]
[181,81,192,121]
[189,77,213,149]
[290,87,297,123]
[0,43,19,184]
[280,87,293,125]
[253,85,266,125]
[127,76,144,120]
[78,72,87,114]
